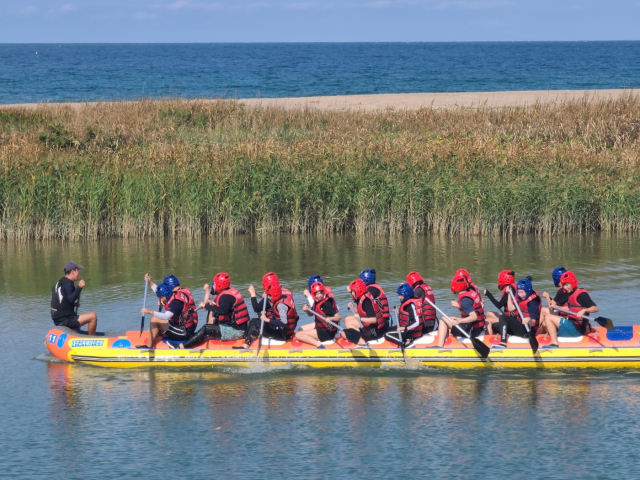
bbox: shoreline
[0,89,634,111]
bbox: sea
[0,42,639,104]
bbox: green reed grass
[1,95,639,239]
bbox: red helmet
[560,271,578,291]
[349,279,367,299]
[213,272,230,292]
[455,269,472,283]
[498,270,515,290]
[406,271,424,287]
[262,272,279,290]
[451,274,470,294]
[265,282,283,301]
[310,281,325,297]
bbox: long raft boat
[45,324,640,369]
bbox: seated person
[385,283,423,347]
[493,277,541,349]
[50,261,97,335]
[296,282,341,349]
[343,278,390,347]
[436,274,485,348]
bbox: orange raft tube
[45,325,640,369]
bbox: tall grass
[1,96,639,239]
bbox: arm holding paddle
[508,290,539,354]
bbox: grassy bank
[1,96,639,239]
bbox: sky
[1,0,639,43]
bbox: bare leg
[485,312,500,335]
[148,320,169,348]
[295,329,321,347]
[342,315,366,345]
[77,312,98,335]
[545,314,562,345]
[437,318,450,348]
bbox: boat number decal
[57,333,68,348]
[48,334,58,344]
[70,339,104,348]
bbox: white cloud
[168,0,189,9]
[60,3,75,11]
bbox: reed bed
[1,95,639,239]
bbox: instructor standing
[50,261,98,335]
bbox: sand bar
[1,89,634,111]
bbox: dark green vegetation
[1,96,639,239]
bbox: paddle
[256,293,267,356]
[508,290,539,354]
[307,309,362,345]
[140,277,149,337]
[423,297,490,359]
[348,305,365,328]
[393,307,407,362]
[551,305,614,331]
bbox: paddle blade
[471,337,490,359]
[139,315,145,337]
[344,328,362,345]
[527,330,539,354]
[594,317,614,331]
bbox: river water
[2,233,640,479]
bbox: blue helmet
[359,269,376,286]
[397,283,414,303]
[552,267,567,287]
[308,275,324,290]
[517,277,533,298]
[163,275,180,290]
[156,283,173,299]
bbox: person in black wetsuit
[50,261,97,335]
[179,272,250,349]
[484,270,516,335]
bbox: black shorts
[53,315,80,330]
[362,325,386,342]
[452,322,484,338]
[316,326,337,343]
[164,323,196,341]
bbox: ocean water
[0,42,639,104]
[3,233,640,479]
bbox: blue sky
[1,0,639,42]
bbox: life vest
[356,285,390,330]
[567,288,590,329]
[167,288,198,329]
[50,277,80,321]
[282,287,296,309]
[269,294,299,338]
[457,289,485,330]
[398,298,424,339]
[313,297,338,336]
[214,287,250,325]
[510,291,542,329]
[414,283,436,330]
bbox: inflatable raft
[45,324,640,369]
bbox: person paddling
[484,270,516,335]
[540,267,568,330]
[296,282,341,349]
[138,274,198,348]
[179,272,249,349]
[543,271,598,347]
[406,271,437,334]
[303,275,339,311]
[344,277,390,347]
[237,278,299,349]
[385,283,423,348]
[436,273,485,348]
[50,261,97,335]
[493,277,542,349]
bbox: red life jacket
[398,298,424,339]
[356,285,390,330]
[511,291,542,328]
[323,286,339,312]
[282,287,296,308]
[414,283,436,330]
[167,288,198,329]
[313,297,338,336]
[457,289,485,330]
[269,294,299,338]
[214,287,250,325]
[567,288,590,329]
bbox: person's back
[50,261,97,335]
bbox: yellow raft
[45,324,640,369]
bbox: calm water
[3,233,640,479]
[1,42,639,104]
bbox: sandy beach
[1,89,634,111]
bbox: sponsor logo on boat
[70,339,105,348]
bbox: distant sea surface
[0,42,639,104]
